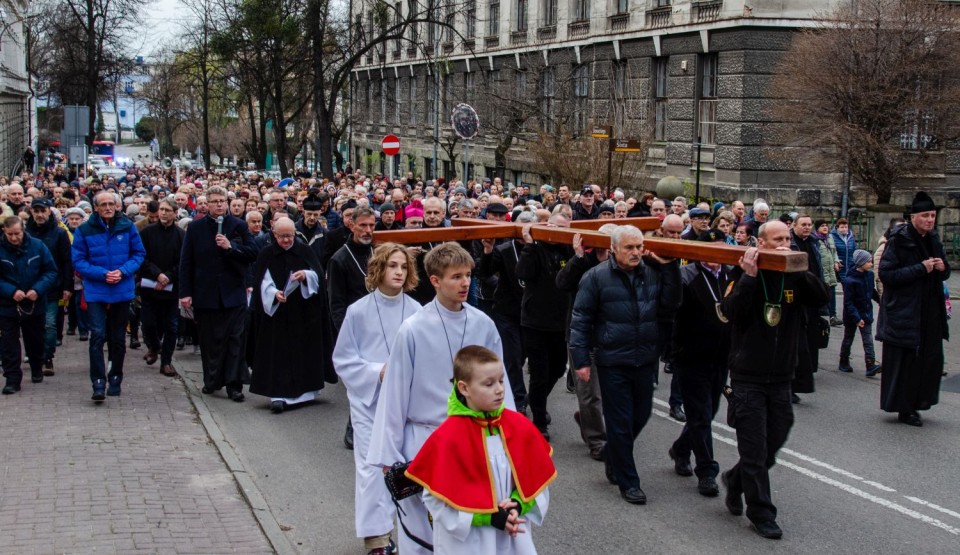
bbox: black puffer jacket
[570,256,681,369]
[876,223,950,348]
[723,267,829,383]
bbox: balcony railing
[511,30,528,45]
[463,38,476,51]
[568,20,590,37]
[609,13,630,32]
[485,35,500,48]
[646,6,672,28]
[406,45,418,58]
[693,0,723,22]
[537,25,557,41]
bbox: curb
[178,369,298,555]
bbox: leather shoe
[668,447,693,477]
[604,456,617,485]
[344,419,354,450]
[620,487,647,505]
[144,350,159,365]
[721,470,743,516]
[201,386,216,394]
[160,364,177,377]
[698,476,720,497]
[669,405,686,422]
[589,446,605,461]
[227,390,245,402]
[898,411,922,427]
[2,384,20,395]
[751,519,783,539]
[270,400,286,414]
[31,373,43,384]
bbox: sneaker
[698,476,720,497]
[92,379,106,402]
[838,359,853,373]
[106,376,122,396]
[866,362,882,378]
[830,317,842,327]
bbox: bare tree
[137,51,191,157]
[770,0,960,205]
[32,0,147,145]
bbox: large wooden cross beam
[373,217,808,272]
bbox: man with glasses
[139,198,185,378]
[180,186,257,402]
[72,192,146,402]
[0,217,58,395]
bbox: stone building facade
[0,0,30,176]
[349,0,960,229]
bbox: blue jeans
[598,362,656,491]
[86,301,130,383]
[839,322,876,363]
[67,294,89,334]
[43,300,59,360]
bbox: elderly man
[180,186,258,402]
[721,221,829,539]
[681,207,712,240]
[72,191,146,402]
[5,184,26,215]
[0,217,58,395]
[877,191,951,427]
[25,197,72,376]
[571,225,681,504]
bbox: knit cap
[852,249,872,269]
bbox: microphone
[216,216,224,235]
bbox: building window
[407,0,418,44]
[656,0,671,6]
[381,79,388,122]
[613,60,627,135]
[516,0,528,32]
[901,111,935,150]
[466,1,477,38]
[395,77,402,125]
[426,76,436,125]
[394,3,402,52]
[617,0,628,14]
[409,77,418,125]
[367,81,374,123]
[697,53,718,144]
[540,67,556,133]
[441,73,452,118]
[427,0,438,45]
[573,0,589,21]
[489,2,500,35]
[465,72,476,103]
[652,57,668,141]
[444,5,455,43]
[573,64,590,136]
[543,0,557,26]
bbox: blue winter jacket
[841,269,878,326]
[0,235,58,317]
[831,229,857,280]
[71,214,146,303]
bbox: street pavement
[171,298,960,555]
[0,335,273,554]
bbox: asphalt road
[167,308,960,555]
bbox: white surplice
[423,435,548,554]
[332,289,421,539]
[259,268,320,405]
[366,300,511,555]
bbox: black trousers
[493,312,526,409]
[522,326,567,426]
[141,296,179,366]
[195,306,248,392]
[671,363,728,478]
[598,363,656,491]
[725,380,794,523]
[0,311,45,385]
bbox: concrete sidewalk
[0,333,273,554]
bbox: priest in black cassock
[249,218,337,413]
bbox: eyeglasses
[208,199,227,204]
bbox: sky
[138,0,191,56]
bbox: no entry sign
[381,135,401,156]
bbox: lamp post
[694,136,703,205]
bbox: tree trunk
[316,103,335,178]
[85,0,98,145]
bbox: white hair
[754,202,770,213]
[610,224,645,249]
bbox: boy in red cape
[405,346,556,553]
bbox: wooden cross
[373,217,808,273]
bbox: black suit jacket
[179,214,257,310]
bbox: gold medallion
[715,302,729,324]
[764,302,782,326]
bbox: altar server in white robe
[333,243,421,555]
[367,243,514,555]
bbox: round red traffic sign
[381,134,401,156]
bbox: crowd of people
[0,159,952,552]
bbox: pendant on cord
[763,302,782,327]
